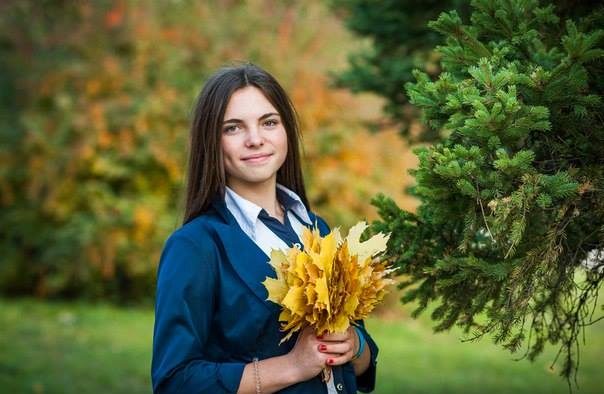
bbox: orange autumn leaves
[262,222,395,343]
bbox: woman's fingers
[323,352,353,366]
[312,327,360,367]
[317,341,353,356]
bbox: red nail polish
[327,358,333,365]
[319,344,327,351]
[317,334,324,339]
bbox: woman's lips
[242,153,272,164]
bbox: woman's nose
[245,126,264,146]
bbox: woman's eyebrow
[259,112,280,120]
[222,112,280,124]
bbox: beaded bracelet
[252,357,262,394]
[351,326,366,360]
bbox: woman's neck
[227,179,284,221]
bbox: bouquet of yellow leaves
[262,221,395,344]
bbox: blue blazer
[151,199,378,393]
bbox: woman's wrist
[280,353,304,384]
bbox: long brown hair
[183,63,309,224]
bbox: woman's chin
[231,172,278,187]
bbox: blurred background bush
[0,0,416,303]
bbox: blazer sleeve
[151,233,245,394]
[354,320,379,393]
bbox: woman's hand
[286,325,362,382]
[316,326,358,366]
[285,326,330,381]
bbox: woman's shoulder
[155,212,225,281]
[163,211,222,253]
[156,213,224,291]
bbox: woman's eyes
[223,125,239,133]
[263,119,279,127]
[223,119,279,133]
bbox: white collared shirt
[224,184,312,257]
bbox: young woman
[151,63,378,394]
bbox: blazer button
[336,383,344,391]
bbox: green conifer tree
[330,0,471,141]
[370,0,604,382]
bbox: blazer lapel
[209,199,281,312]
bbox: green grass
[366,315,602,394]
[0,298,601,393]
[0,298,152,394]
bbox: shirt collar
[275,184,312,225]
[224,186,263,238]
[224,184,312,239]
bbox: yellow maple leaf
[282,286,306,316]
[318,231,337,278]
[314,274,330,313]
[262,276,287,304]
[346,221,390,262]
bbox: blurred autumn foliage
[0,0,415,302]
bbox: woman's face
[220,86,288,191]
